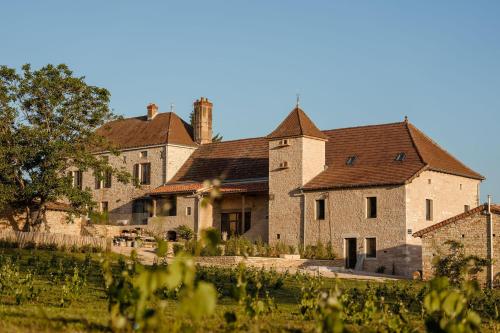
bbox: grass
[0,248,497,332]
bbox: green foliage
[423,277,482,332]
[301,241,336,260]
[175,225,194,241]
[433,240,490,286]
[0,255,39,304]
[0,63,131,229]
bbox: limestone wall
[0,209,83,236]
[304,186,410,275]
[420,211,499,285]
[84,144,195,225]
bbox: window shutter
[133,164,139,181]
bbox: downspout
[487,195,494,288]
[300,189,306,250]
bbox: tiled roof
[407,124,484,180]
[302,121,484,191]
[412,204,500,237]
[169,137,269,183]
[151,180,268,195]
[267,107,328,140]
[96,112,196,150]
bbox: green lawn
[0,248,497,332]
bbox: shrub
[302,241,336,260]
[176,225,195,241]
[173,243,184,255]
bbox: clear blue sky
[1,1,499,201]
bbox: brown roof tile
[169,137,269,183]
[267,107,328,140]
[407,123,484,180]
[413,204,500,237]
[96,112,196,150]
[151,181,268,195]
[302,121,484,191]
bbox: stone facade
[418,209,499,285]
[268,136,326,245]
[85,144,195,225]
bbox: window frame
[366,197,377,219]
[426,199,433,221]
[315,199,326,220]
[365,237,377,259]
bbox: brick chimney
[193,97,213,144]
[147,103,158,120]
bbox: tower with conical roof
[267,106,328,245]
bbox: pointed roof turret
[267,107,328,140]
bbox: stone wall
[420,211,499,285]
[147,195,197,235]
[84,144,195,225]
[304,185,409,275]
[268,137,325,246]
[405,170,481,273]
[0,208,83,236]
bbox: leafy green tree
[0,64,131,230]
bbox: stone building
[413,203,499,286]
[88,97,484,276]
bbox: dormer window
[279,161,289,169]
[278,139,290,147]
[346,156,356,166]
[395,152,406,162]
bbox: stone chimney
[147,103,158,120]
[193,97,213,144]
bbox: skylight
[395,152,406,162]
[346,156,356,166]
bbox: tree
[0,64,131,230]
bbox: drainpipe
[487,195,494,288]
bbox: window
[186,207,192,216]
[366,238,376,258]
[459,184,463,190]
[277,234,280,240]
[279,161,289,169]
[221,212,251,238]
[134,163,151,185]
[157,196,176,216]
[123,156,127,163]
[141,151,148,158]
[428,179,432,185]
[104,170,112,188]
[70,171,82,189]
[426,199,433,221]
[346,156,356,166]
[464,205,470,212]
[278,139,289,146]
[316,199,325,220]
[95,172,102,190]
[395,152,406,161]
[367,197,377,219]
[100,201,109,213]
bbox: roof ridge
[405,121,426,165]
[321,121,406,133]
[296,108,304,136]
[204,136,266,145]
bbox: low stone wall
[194,255,344,270]
[0,230,109,251]
[0,209,83,236]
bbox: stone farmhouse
[82,97,484,276]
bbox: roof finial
[170,103,175,113]
[296,93,300,108]
[404,115,408,123]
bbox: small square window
[367,197,377,219]
[464,205,470,212]
[428,179,432,185]
[141,151,148,158]
[395,152,406,161]
[346,156,356,166]
[459,184,463,190]
[366,238,376,258]
[277,234,280,240]
[316,199,325,220]
[279,161,289,169]
[186,207,192,216]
